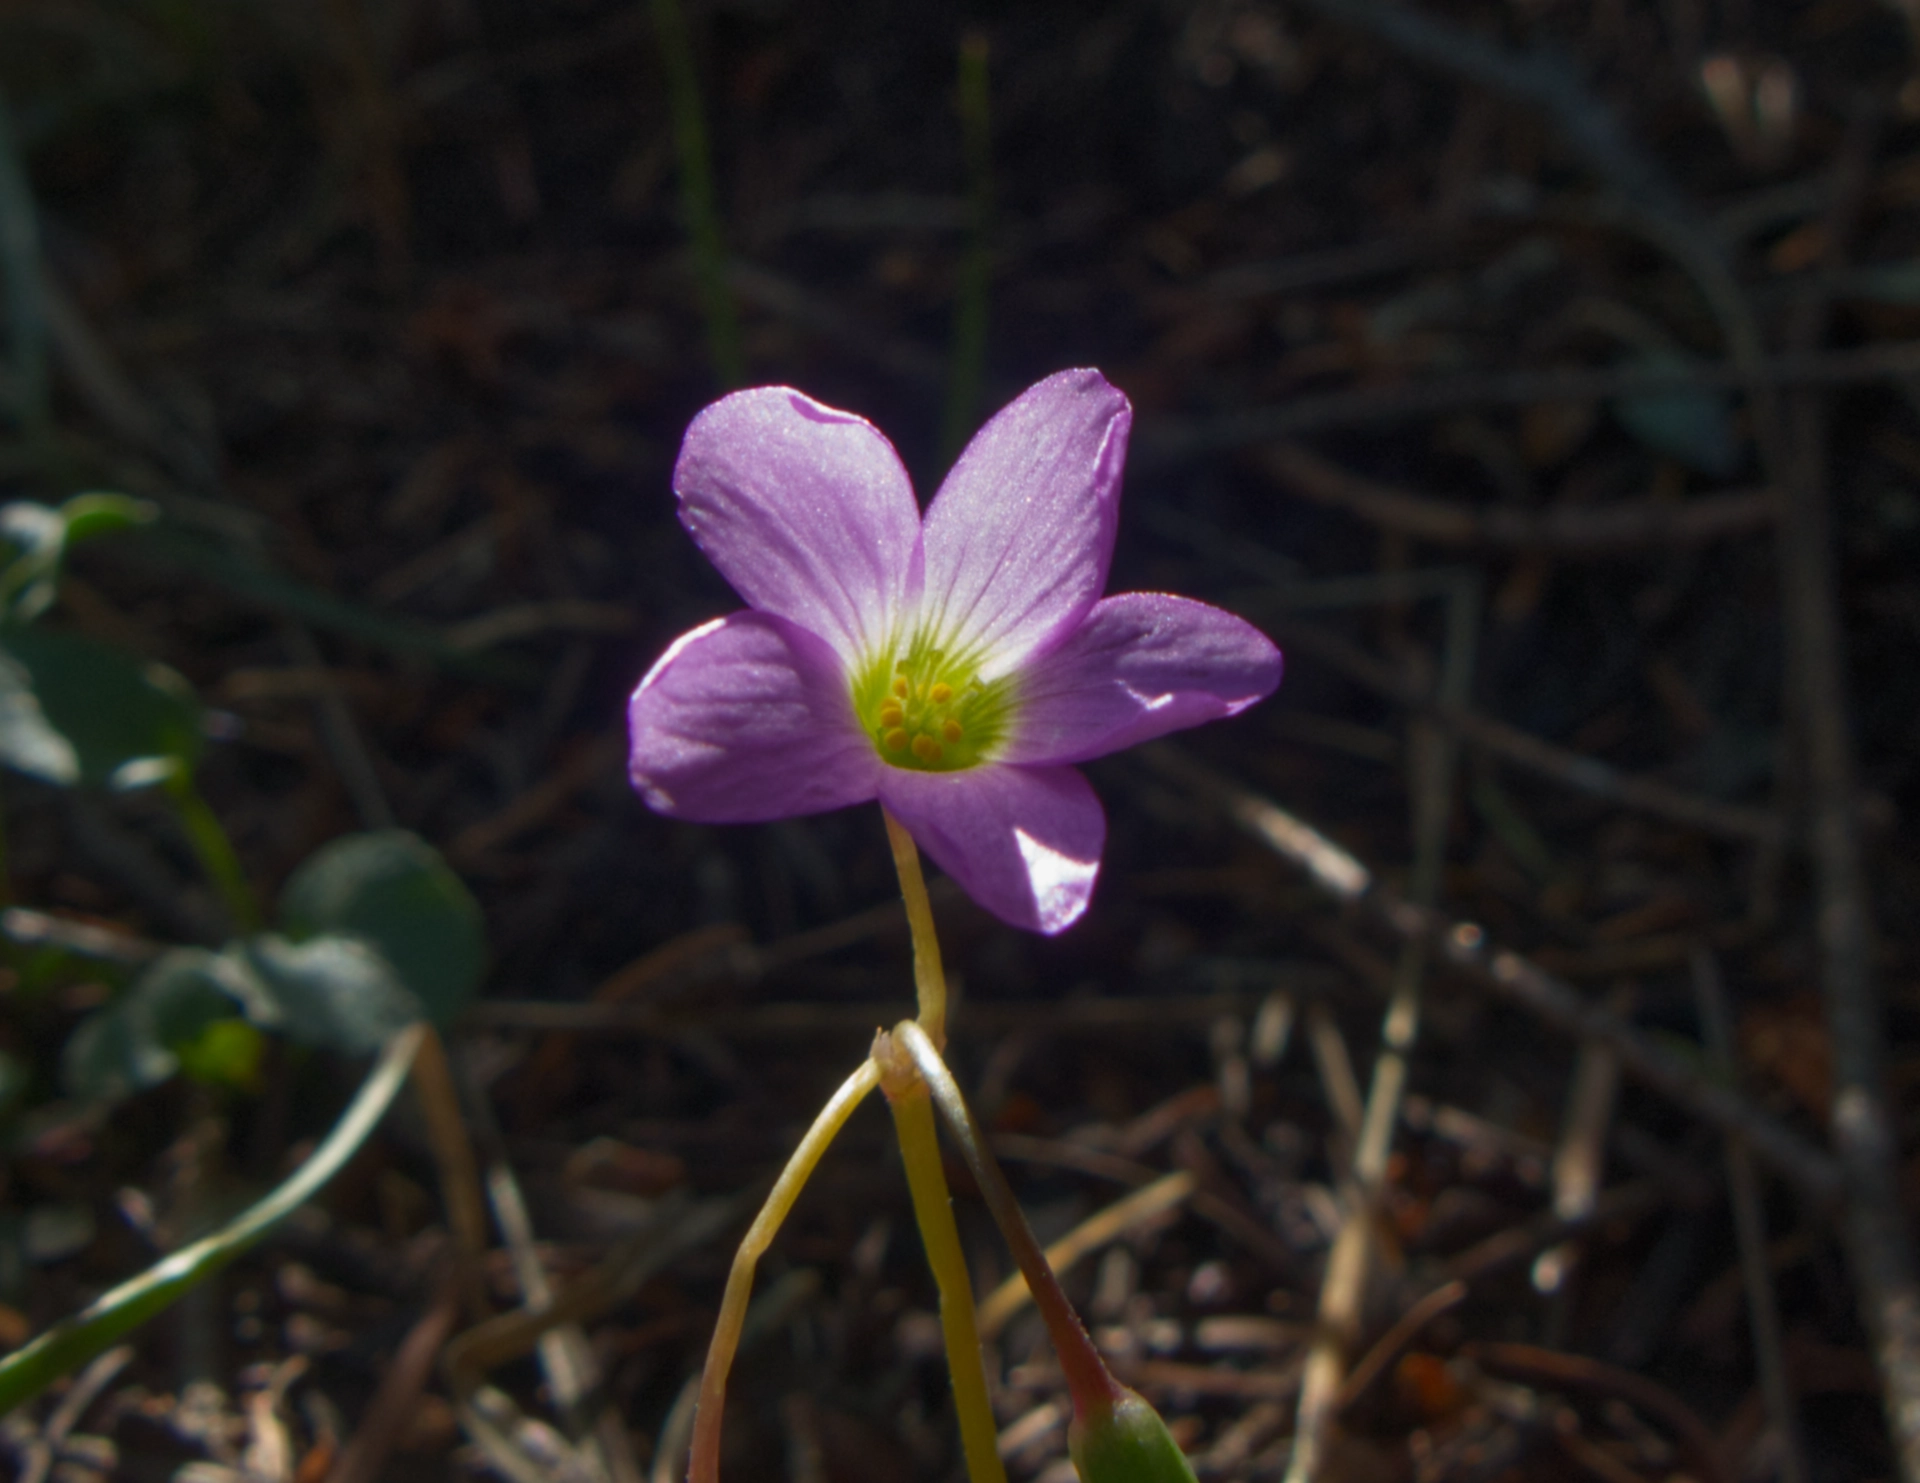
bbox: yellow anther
[855,640,1012,772]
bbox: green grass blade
[0,1024,424,1418]
[939,31,993,466]
[163,768,261,933]
[0,88,48,432]
[650,0,743,389]
[112,525,536,686]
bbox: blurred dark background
[3,1,1919,1479]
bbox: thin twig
[1136,337,1920,461]
[445,1191,744,1483]
[1303,1003,1363,1150]
[1293,0,1691,219]
[459,1043,642,1483]
[324,1280,461,1483]
[466,985,1317,1035]
[1287,579,1471,1482]
[1464,1341,1731,1483]
[1770,110,1920,1482]
[1140,746,1845,1209]
[994,1130,1303,1276]
[1261,616,1785,846]
[409,1027,493,1325]
[1445,1180,1662,1286]
[1334,1280,1467,1413]
[1259,442,1775,555]
[1536,985,1629,1348]
[1138,507,1786,845]
[1692,947,1809,1483]
[280,622,394,830]
[0,906,158,964]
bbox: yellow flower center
[852,635,1012,772]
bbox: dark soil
[1,2,1917,1481]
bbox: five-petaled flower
[627,369,1281,934]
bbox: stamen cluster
[854,643,1010,773]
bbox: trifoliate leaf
[172,1017,266,1091]
[0,493,154,625]
[278,831,485,1026]
[0,628,200,789]
[227,933,423,1056]
[140,948,243,1045]
[59,492,156,548]
[61,948,247,1101]
[62,1003,180,1102]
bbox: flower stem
[882,1069,1008,1483]
[882,806,949,1045]
[688,1058,878,1483]
[893,1019,1128,1426]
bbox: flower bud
[1068,1389,1199,1483]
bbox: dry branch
[1142,745,1845,1210]
[1259,441,1775,555]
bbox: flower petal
[920,369,1130,675]
[675,387,924,660]
[1001,594,1282,765]
[878,764,1105,934]
[628,611,879,822]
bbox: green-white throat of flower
[851,631,1015,772]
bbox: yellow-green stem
[885,1078,1008,1483]
[163,769,260,933]
[688,1058,879,1483]
[894,1019,1127,1425]
[882,806,948,1044]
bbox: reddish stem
[892,1021,1128,1423]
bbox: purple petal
[920,370,1130,675]
[1001,594,1283,765]
[878,764,1105,934]
[675,387,924,660]
[628,611,880,822]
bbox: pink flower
[627,369,1281,934]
